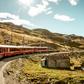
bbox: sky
[0,0,84,36]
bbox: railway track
[0,50,84,69]
[0,59,13,84]
[0,52,54,84]
[0,54,32,84]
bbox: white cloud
[28,0,62,16]
[28,0,49,17]
[68,0,79,6]
[48,0,61,4]
[54,14,75,22]
[18,0,33,7]
[46,11,53,15]
[0,13,35,27]
[20,19,35,27]
[18,0,80,18]
[0,13,19,20]
[18,0,62,17]
[28,6,45,17]
[18,0,79,17]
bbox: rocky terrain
[0,22,84,51]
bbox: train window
[23,48,32,50]
[15,48,20,51]
[0,48,2,53]
[23,48,27,50]
[0,48,5,52]
[3,48,5,52]
[37,48,46,50]
[10,48,18,51]
[5,48,8,52]
[10,48,14,51]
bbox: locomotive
[0,45,48,58]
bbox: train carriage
[0,45,48,58]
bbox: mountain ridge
[0,22,84,51]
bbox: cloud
[48,0,61,4]
[18,0,62,17]
[18,0,33,7]
[18,0,79,17]
[0,12,35,27]
[28,0,62,17]
[54,14,75,22]
[46,11,53,15]
[68,0,79,6]
[0,13,19,20]
[28,6,45,17]
[28,0,49,17]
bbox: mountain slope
[0,22,84,51]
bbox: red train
[0,45,48,58]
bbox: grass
[5,55,84,83]
[22,57,84,77]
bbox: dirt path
[0,61,13,84]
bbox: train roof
[0,45,48,48]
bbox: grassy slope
[4,55,84,84]
[0,22,84,51]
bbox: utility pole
[10,31,12,45]
[22,35,25,46]
[40,40,41,47]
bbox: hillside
[3,56,84,84]
[0,22,84,51]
